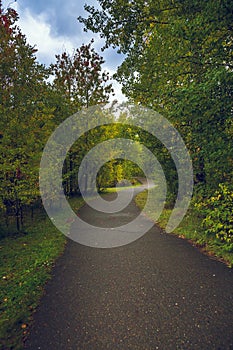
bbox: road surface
[25,186,233,349]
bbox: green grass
[2,187,231,349]
[135,190,233,268]
[102,178,142,194]
[0,196,84,350]
[103,185,140,193]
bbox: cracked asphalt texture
[25,186,233,350]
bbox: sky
[2,0,126,102]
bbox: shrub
[200,184,233,243]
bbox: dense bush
[198,184,233,244]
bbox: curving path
[25,185,233,349]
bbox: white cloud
[17,7,126,102]
[106,68,127,103]
[18,9,75,65]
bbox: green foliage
[50,44,115,196]
[97,159,143,190]
[0,217,66,349]
[0,4,55,231]
[0,4,118,229]
[199,184,233,244]
[135,189,233,267]
[79,0,232,193]
[79,0,233,264]
[0,196,84,350]
[51,40,114,110]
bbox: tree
[78,0,233,243]
[50,41,114,195]
[51,40,114,109]
[0,2,52,230]
[78,0,233,191]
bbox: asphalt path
[25,185,233,349]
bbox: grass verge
[0,196,84,350]
[102,178,142,194]
[135,190,233,268]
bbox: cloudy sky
[2,0,126,102]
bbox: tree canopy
[0,3,118,231]
[0,0,232,246]
[78,0,233,243]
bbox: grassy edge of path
[1,184,232,349]
[0,196,84,350]
[135,190,233,268]
[0,184,139,350]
